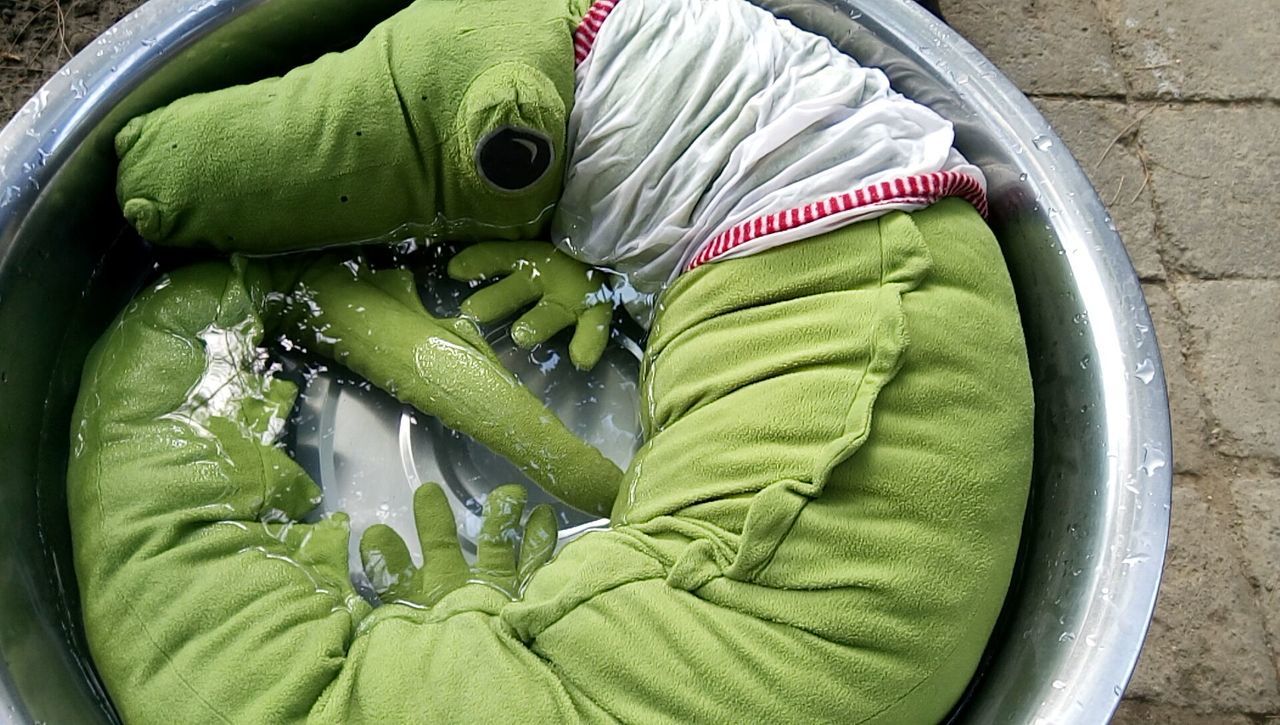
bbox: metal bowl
[0,0,1172,722]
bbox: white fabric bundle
[553,0,985,320]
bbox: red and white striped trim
[685,170,989,271]
[574,0,619,65]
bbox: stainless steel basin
[0,0,1172,722]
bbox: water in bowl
[277,241,645,598]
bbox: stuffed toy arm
[360,483,556,608]
[275,256,623,517]
[449,241,614,371]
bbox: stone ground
[3,0,1279,722]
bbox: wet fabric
[69,200,1031,723]
[447,241,614,371]
[82,0,1032,720]
[360,483,559,608]
[554,0,985,310]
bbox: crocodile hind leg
[69,259,365,723]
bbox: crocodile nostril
[475,126,554,193]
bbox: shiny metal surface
[0,0,1171,722]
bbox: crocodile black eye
[475,126,554,192]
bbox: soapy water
[273,241,646,594]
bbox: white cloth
[552,0,985,320]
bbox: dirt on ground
[1,0,144,123]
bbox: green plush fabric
[361,483,559,607]
[281,256,622,515]
[448,241,613,370]
[69,199,1031,723]
[114,0,584,253]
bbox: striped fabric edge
[685,170,989,271]
[574,0,619,65]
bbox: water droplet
[1079,354,1091,369]
[1033,135,1055,152]
[1052,679,1067,690]
[1018,172,1029,182]
[71,78,88,99]
[1134,358,1155,384]
[1058,632,1076,642]
[1140,444,1167,476]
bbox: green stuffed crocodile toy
[69,0,1033,722]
